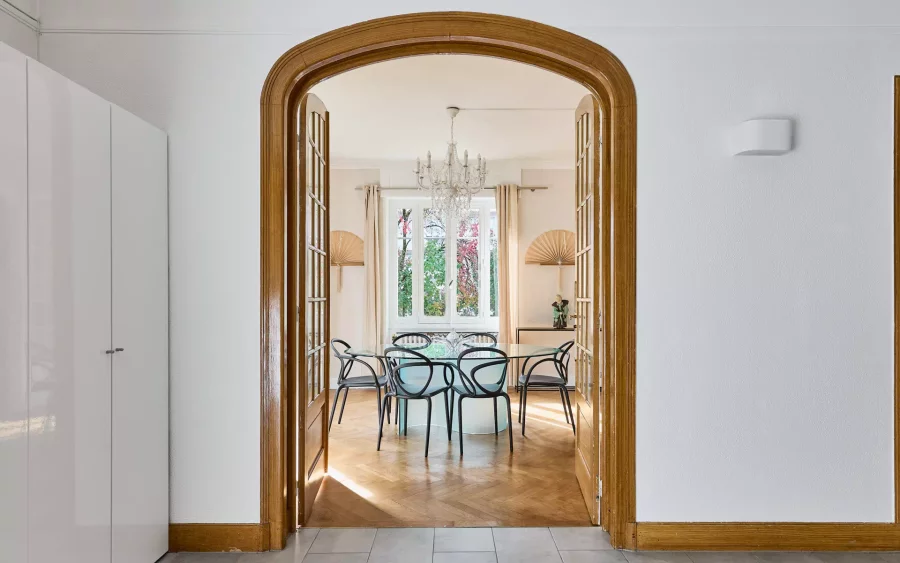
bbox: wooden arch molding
[259,11,637,550]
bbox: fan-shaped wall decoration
[330,230,364,291]
[524,229,576,293]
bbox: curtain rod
[354,186,548,192]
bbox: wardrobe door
[110,105,169,563]
[27,59,112,563]
[0,42,29,563]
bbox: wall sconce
[729,118,793,156]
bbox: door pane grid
[306,110,328,403]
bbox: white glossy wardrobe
[0,42,169,563]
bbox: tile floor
[159,528,900,563]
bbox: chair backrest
[461,332,498,347]
[383,346,452,398]
[556,340,575,376]
[456,347,509,396]
[391,332,433,350]
[330,338,353,382]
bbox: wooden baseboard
[169,523,271,552]
[635,523,900,551]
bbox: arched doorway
[260,11,637,550]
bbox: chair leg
[376,385,383,426]
[328,386,343,431]
[425,397,432,458]
[403,399,409,436]
[457,396,465,457]
[493,397,499,435]
[449,389,455,433]
[443,391,452,440]
[521,386,528,436]
[338,387,349,424]
[376,395,388,451]
[559,387,570,424]
[563,387,576,435]
[385,387,392,423]
[504,393,514,453]
[517,384,523,422]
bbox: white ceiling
[310,55,588,165]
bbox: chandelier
[415,107,488,220]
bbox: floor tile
[560,551,628,563]
[879,555,900,563]
[550,528,613,551]
[301,555,370,563]
[434,553,499,563]
[291,529,322,559]
[814,554,889,563]
[754,553,825,563]
[435,528,496,552]
[492,528,558,554]
[170,554,244,563]
[686,553,760,563]
[368,527,436,563]
[622,552,694,563]
[496,551,564,563]
[308,528,376,554]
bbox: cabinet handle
[105,350,115,354]
[115,347,125,352]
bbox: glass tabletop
[346,342,559,360]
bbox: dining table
[346,342,560,435]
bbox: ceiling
[310,55,588,165]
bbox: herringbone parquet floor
[307,388,591,528]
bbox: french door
[289,93,330,527]
[573,94,604,525]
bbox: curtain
[495,184,519,345]
[364,184,384,354]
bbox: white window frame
[386,196,499,332]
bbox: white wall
[519,169,577,328]
[35,4,899,524]
[0,7,37,58]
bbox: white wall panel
[110,105,169,563]
[0,40,29,563]
[27,58,113,563]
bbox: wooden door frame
[260,12,638,551]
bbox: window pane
[397,208,412,238]
[456,210,479,317]
[423,208,446,317]
[397,238,412,317]
[396,208,413,318]
[490,210,498,317]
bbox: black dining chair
[387,333,433,422]
[378,347,454,457]
[329,339,390,431]
[461,332,498,347]
[518,340,576,435]
[451,347,513,456]
[391,332,433,349]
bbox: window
[388,198,499,330]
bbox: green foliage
[423,238,446,316]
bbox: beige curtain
[495,184,519,345]
[364,184,384,353]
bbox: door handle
[105,350,115,354]
[115,348,125,352]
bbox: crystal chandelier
[415,107,488,219]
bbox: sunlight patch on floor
[327,467,375,499]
